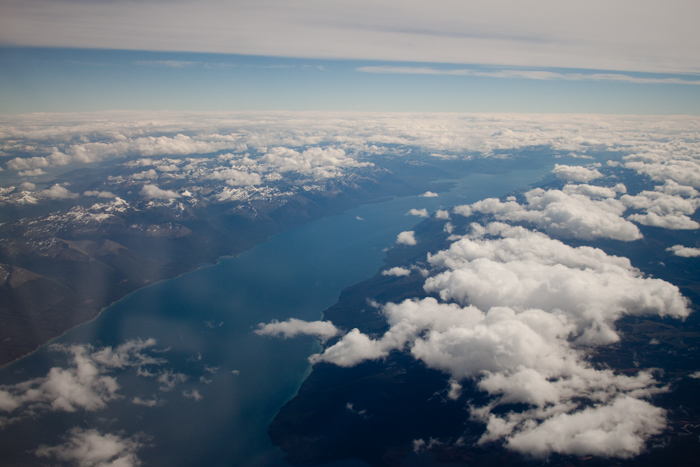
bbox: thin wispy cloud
[134,60,201,68]
[356,66,700,86]
[1,0,699,75]
[133,60,295,70]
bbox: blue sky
[1,0,699,115]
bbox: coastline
[0,181,439,369]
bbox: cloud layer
[1,1,698,75]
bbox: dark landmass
[270,170,700,466]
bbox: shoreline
[0,190,412,371]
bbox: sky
[1,0,699,115]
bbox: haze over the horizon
[1,0,699,114]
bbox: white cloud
[622,190,700,230]
[396,231,417,246]
[255,318,340,343]
[667,245,700,257]
[84,190,116,198]
[183,389,203,401]
[452,205,473,217]
[421,191,439,198]
[656,180,699,198]
[624,155,700,189]
[140,184,180,199]
[7,155,49,171]
[562,183,620,199]
[0,339,164,425]
[19,182,35,191]
[424,223,688,345]
[435,209,450,220]
[503,396,666,459]
[131,169,158,180]
[35,427,144,467]
[462,187,642,242]
[552,164,603,183]
[382,267,411,277]
[156,164,180,173]
[39,184,79,200]
[18,168,46,177]
[309,328,388,367]
[130,158,155,167]
[628,212,700,230]
[207,168,262,186]
[407,208,429,218]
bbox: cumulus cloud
[35,427,144,467]
[622,190,700,230]
[667,245,700,257]
[396,231,417,245]
[206,169,262,186]
[18,168,46,177]
[407,208,429,218]
[624,155,700,189]
[309,328,388,367]
[459,187,642,241]
[7,155,50,171]
[255,318,340,343]
[562,183,621,199]
[435,210,450,220]
[19,181,35,191]
[382,267,411,277]
[84,190,116,198]
[502,396,666,459]
[183,389,203,401]
[39,184,79,200]
[156,164,180,172]
[421,191,439,197]
[552,164,604,183]
[140,184,180,199]
[131,169,158,180]
[0,339,164,426]
[424,223,688,344]
[656,180,699,198]
[628,212,700,230]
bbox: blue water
[0,165,551,466]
